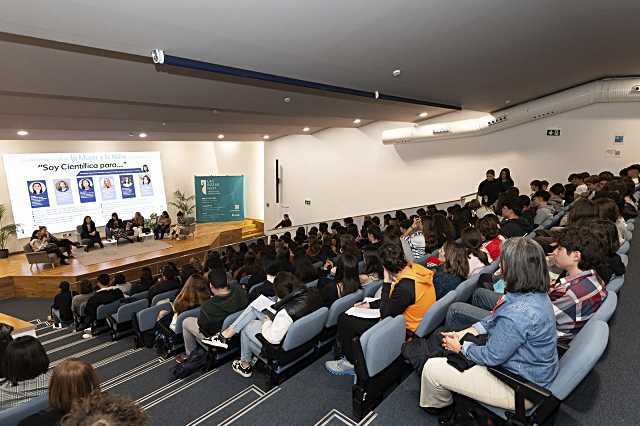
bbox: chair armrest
[256,333,281,359]
[487,366,552,420]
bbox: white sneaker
[325,358,355,376]
[201,333,229,349]
[82,333,92,339]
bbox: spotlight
[17,130,29,136]
[302,127,310,132]
[138,132,148,138]
[217,134,225,139]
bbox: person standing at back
[274,214,292,229]
[477,169,503,206]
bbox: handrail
[266,191,478,234]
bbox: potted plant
[144,212,158,231]
[0,204,19,259]
[168,190,195,216]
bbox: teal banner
[194,175,245,222]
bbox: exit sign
[546,129,561,136]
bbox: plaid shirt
[548,270,607,340]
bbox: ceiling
[1,0,640,141]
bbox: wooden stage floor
[0,220,263,299]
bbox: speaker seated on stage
[154,211,172,240]
[148,265,181,304]
[82,274,124,339]
[80,216,104,252]
[28,229,69,265]
[169,211,186,240]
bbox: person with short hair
[169,211,186,240]
[147,265,181,303]
[366,224,384,251]
[274,214,292,229]
[60,390,148,426]
[498,196,534,238]
[420,238,558,418]
[532,190,555,225]
[0,336,51,411]
[477,169,503,206]
[82,274,124,338]
[19,359,100,426]
[548,183,566,211]
[178,269,247,363]
[128,267,155,295]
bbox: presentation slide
[3,152,167,238]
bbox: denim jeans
[240,320,265,362]
[444,288,500,330]
[228,305,268,334]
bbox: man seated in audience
[178,269,247,363]
[366,224,384,251]
[446,225,608,341]
[532,190,555,225]
[498,196,534,238]
[325,242,436,375]
[477,169,503,206]
[82,274,124,338]
[548,183,566,211]
[147,265,181,303]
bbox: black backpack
[171,346,208,379]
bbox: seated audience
[0,336,50,411]
[293,257,318,285]
[475,196,495,219]
[420,237,558,418]
[432,241,468,299]
[147,265,181,303]
[532,190,555,225]
[112,273,131,295]
[82,274,124,338]
[325,243,436,375]
[359,250,384,286]
[461,227,490,276]
[71,279,95,320]
[128,267,155,295]
[477,215,504,260]
[366,224,384,251]
[588,219,625,282]
[498,196,534,238]
[202,272,322,378]
[19,359,99,426]
[51,281,73,328]
[157,274,211,332]
[80,215,104,251]
[548,183,566,211]
[178,269,247,363]
[317,254,360,307]
[60,390,148,426]
[153,211,172,240]
[400,217,427,263]
[593,197,627,244]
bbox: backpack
[171,346,208,379]
[153,316,181,357]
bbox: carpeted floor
[75,240,172,266]
[1,237,637,425]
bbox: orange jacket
[390,263,436,332]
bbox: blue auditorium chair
[607,275,624,293]
[453,276,480,304]
[620,254,629,267]
[617,240,630,255]
[254,307,329,387]
[362,279,383,298]
[129,290,149,301]
[132,301,172,348]
[352,315,406,420]
[150,289,179,306]
[317,289,363,349]
[0,394,48,426]
[92,299,122,335]
[415,290,458,338]
[107,298,149,340]
[201,310,244,370]
[591,291,617,323]
[478,259,500,275]
[480,320,609,425]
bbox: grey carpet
[0,298,50,321]
[75,240,172,266]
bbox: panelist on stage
[80,215,104,251]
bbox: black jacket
[272,287,322,322]
[129,277,155,295]
[80,221,98,238]
[370,278,415,318]
[501,217,535,238]
[478,179,503,205]
[53,291,73,322]
[598,255,626,284]
[84,287,124,322]
[197,286,248,336]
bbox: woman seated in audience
[461,227,491,276]
[325,243,436,376]
[294,226,307,244]
[293,256,319,285]
[319,233,338,261]
[620,178,639,220]
[560,198,597,226]
[71,279,95,320]
[19,359,99,426]
[112,273,131,295]
[420,237,558,420]
[129,211,145,242]
[80,215,104,251]
[477,215,504,261]
[0,336,51,411]
[431,242,469,299]
[154,210,172,240]
[60,390,148,426]
[588,219,625,283]
[317,254,360,307]
[359,250,383,286]
[202,272,322,378]
[51,281,73,328]
[156,274,211,332]
[593,196,627,244]
[128,267,155,295]
[431,214,455,248]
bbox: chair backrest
[136,302,172,332]
[540,216,555,230]
[550,320,609,400]
[175,307,201,335]
[184,216,196,225]
[360,315,405,377]
[0,394,48,426]
[281,307,328,351]
[591,292,617,323]
[305,279,318,288]
[96,300,121,320]
[325,289,363,328]
[129,291,149,301]
[454,275,480,303]
[415,290,458,337]
[362,280,383,298]
[239,275,251,286]
[617,240,630,255]
[115,299,148,323]
[606,276,624,293]
[151,289,179,306]
[23,243,34,253]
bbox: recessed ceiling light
[302,127,310,132]
[283,97,292,103]
[418,112,429,118]
[138,132,147,138]
[505,100,511,105]
[161,122,167,126]
[217,134,225,139]
[16,130,29,136]
[353,118,361,124]
[211,109,220,114]
[263,135,270,140]
[392,69,402,77]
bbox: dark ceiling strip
[158,54,460,110]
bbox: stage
[0,219,264,299]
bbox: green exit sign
[546,129,561,136]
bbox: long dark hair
[461,227,490,265]
[442,241,469,278]
[334,254,360,296]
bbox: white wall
[0,139,264,251]
[264,102,639,228]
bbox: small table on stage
[0,313,37,338]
